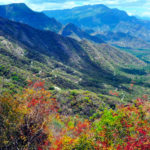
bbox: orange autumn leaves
[0,81,58,149]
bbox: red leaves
[26,81,58,113]
[74,121,90,136]
[137,128,147,135]
[130,83,134,89]
[33,81,45,89]
[117,144,122,150]
[142,95,148,100]
[124,136,150,150]
[50,138,63,150]
[27,80,45,89]
[20,81,60,149]
[109,90,119,96]
[44,141,49,146]
[27,98,39,107]
[136,98,146,106]
[27,80,33,86]
[38,147,43,150]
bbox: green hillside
[0,17,149,102]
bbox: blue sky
[0,0,149,17]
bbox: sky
[0,0,149,17]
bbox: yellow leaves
[61,136,78,150]
[107,146,116,150]
[20,135,27,141]
[145,112,150,120]
[47,131,53,142]
[18,105,29,115]
[47,92,51,97]
[56,114,60,119]
[25,88,35,95]
[63,136,72,143]
[20,87,52,105]
[3,140,9,145]
[5,119,9,125]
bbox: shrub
[0,81,150,149]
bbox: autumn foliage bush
[0,81,150,149]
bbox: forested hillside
[0,16,149,100]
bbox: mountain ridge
[0,16,147,97]
[1,3,150,50]
[43,4,150,49]
[0,3,62,32]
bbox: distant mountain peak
[66,23,75,26]
[4,3,31,10]
[88,4,109,8]
[65,23,79,30]
[0,3,62,32]
[7,3,27,6]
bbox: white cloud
[0,0,26,4]
[0,0,149,17]
[141,11,150,17]
[29,1,78,11]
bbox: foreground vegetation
[0,81,149,149]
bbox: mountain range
[0,3,149,50]
[0,3,150,50]
[44,4,150,50]
[61,23,150,50]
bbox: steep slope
[0,3,62,32]
[61,23,104,44]
[0,17,148,99]
[43,4,150,48]
[0,17,143,68]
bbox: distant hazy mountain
[61,23,150,49]
[43,4,150,43]
[94,31,150,49]
[0,3,62,32]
